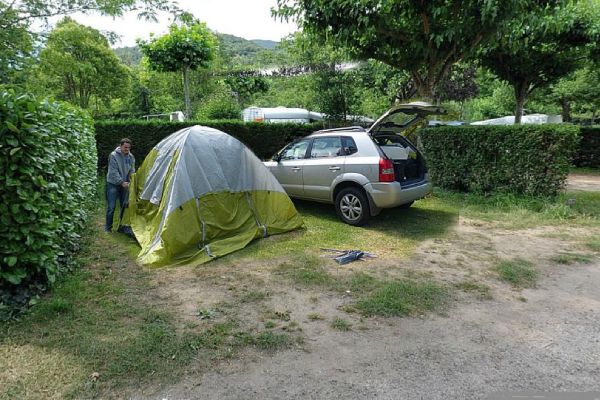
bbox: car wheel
[335,187,370,226]
[398,201,414,209]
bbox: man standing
[105,138,135,232]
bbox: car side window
[310,137,343,158]
[341,136,358,155]
[280,139,309,160]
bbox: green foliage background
[95,121,323,169]
[0,92,97,294]
[419,124,580,196]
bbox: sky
[69,0,298,47]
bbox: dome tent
[125,125,303,266]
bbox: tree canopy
[37,18,130,111]
[481,2,599,123]
[0,0,177,26]
[0,0,178,87]
[274,0,538,100]
[138,21,218,117]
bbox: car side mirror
[273,153,282,162]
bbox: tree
[224,75,270,108]
[37,18,130,111]
[481,2,598,123]
[0,5,32,85]
[274,0,534,101]
[0,0,179,86]
[138,21,217,118]
[550,66,600,123]
[436,63,479,119]
[280,32,361,120]
[0,0,177,27]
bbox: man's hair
[120,138,132,146]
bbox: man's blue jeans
[105,182,129,232]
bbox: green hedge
[0,92,97,296]
[95,120,325,170]
[419,124,580,196]
[573,126,600,168]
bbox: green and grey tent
[125,125,303,266]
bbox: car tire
[398,201,414,209]
[335,187,370,226]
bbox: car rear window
[310,137,343,158]
[341,136,358,155]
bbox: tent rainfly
[125,125,303,266]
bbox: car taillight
[379,158,395,182]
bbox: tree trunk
[182,65,191,119]
[411,70,435,103]
[416,81,435,102]
[560,99,571,122]
[514,82,528,124]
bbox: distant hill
[114,34,280,67]
[250,39,278,49]
[217,34,280,61]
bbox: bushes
[419,124,580,196]
[0,92,97,300]
[95,120,322,169]
[573,126,600,168]
[96,120,585,197]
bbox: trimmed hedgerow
[95,120,326,170]
[419,124,580,197]
[0,92,97,299]
[573,126,600,169]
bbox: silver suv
[264,103,444,226]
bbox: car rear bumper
[364,179,432,208]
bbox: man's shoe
[117,225,134,237]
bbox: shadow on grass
[219,195,458,263]
[292,196,458,241]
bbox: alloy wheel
[340,194,362,221]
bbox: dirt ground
[123,174,600,400]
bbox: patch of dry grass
[0,342,86,400]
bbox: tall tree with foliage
[356,61,416,105]
[37,18,130,111]
[481,2,598,123]
[437,63,479,119]
[274,0,536,101]
[224,75,270,108]
[0,0,176,26]
[138,21,218,118]
[550,65,600,122]
[0,4,32,85]
[0,0,178,86]
[280,32,361,120]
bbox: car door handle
[291,167,301,171]
[328,166,341,171]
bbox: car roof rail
[313,126,367,134]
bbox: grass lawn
[1,187,599,399]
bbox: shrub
[94,120,324,169]
[573,126,600,169]
[419,124,580,196]
[193,89,241,120]
[0,92,97,305]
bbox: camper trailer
[242,107,324,124]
